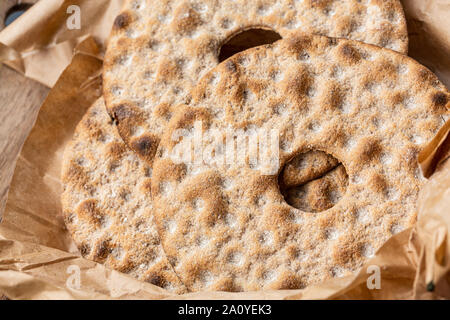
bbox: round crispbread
[61,98,186,294]
[151,35,449,292]
[103,0,408,165]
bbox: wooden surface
[0,0,47,301]
[0,0,46,213]
[0,67,49,215]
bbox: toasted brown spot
[171,106,211,132]
[306,0,333,9]
[368,173,387,193]
[214,278,239,292]
[147,274,166,287]
[263,206,296,237]
[171,3,202,35]
[186,34,218,58]
[416,68,436,83]
[76,199,104,226]
[152,159,187,190]
[156,58,181,82]
[95,240,111,262]
[278,274,304,290]
[328,37,338,47]
[116,262,135,274]
[399,146,419,173]
[65,162,90,189]
[332,237,361,265]
[432,92,448,107]
[230,81,247,105]
[355,137,382,163]
[183,109,198,123]
[112,103,139,122]
[114,12,131,30]
[319,221,338,238]
[371,0,398,11]
[107,142,127,159]
[82,118,104,140]
[109,160,122,173]
[154,102,173,121]
[285,35,313,55]
[79,243,90,257]
[247,79,267,97]
[373,59,398,82]
[390,91,405,105]
[286,245,301,259]
[282,66,313,105]
[141,178,153,194]
[325,125,347,148]
[339,44,361,65]
[131,134,160,161]
[320,82,345,111]
[336,16,354,35]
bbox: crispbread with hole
[61,98,186,293]
[103,0,408,165]
[151,35,449,292]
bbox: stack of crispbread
[61,0,449,293]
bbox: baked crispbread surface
[103,0,408,165]
[151,35,449,292]
[61,98,186,294]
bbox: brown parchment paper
[0,0,124,87]
[402,0,450,88]
[0,0,449,300]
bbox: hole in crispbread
[218,28,282,62]
[279,150,348,213]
